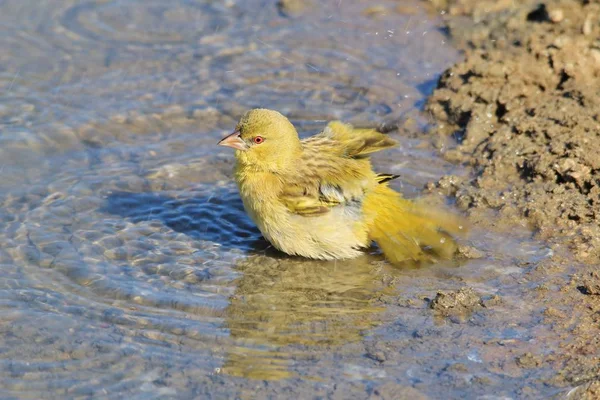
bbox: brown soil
[425,0,600,396]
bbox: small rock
[430,287,481,310]
[445,362,469,372]
[435,175,463,196]
[548,9,564,23]
[516,352,542,369]
[430,287,482,322]
[368,351,386,363]
[544,306,567,319]
[443,149,467,164]
[458,245,485,259]
[583,14,594,36]
[481,294,502,308]
[365,341,388,363]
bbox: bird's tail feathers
[364,185,466,264]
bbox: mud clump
[516,352,544,369]
[457,244,485,259]
[429,287,482,322]
[426,0,600,262]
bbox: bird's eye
[253,136,264,144]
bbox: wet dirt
[426,0,600,397]
[0,0,596,398]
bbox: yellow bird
[218,108,464,264]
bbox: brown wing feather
[279,152,373,216]
[280,121,395,216]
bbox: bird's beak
[218,130,248,151]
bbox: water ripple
[61,0,235,47]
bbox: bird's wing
[278,152,372,217]
[280,121,399,217]
[303,121,397,158]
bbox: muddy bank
[427,0,600,262]
[425,0,600,395]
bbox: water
[0,0,560,398]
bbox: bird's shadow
[102,186,282,256]
[101,186,463,269]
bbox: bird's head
[218,109,302,171]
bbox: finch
[218,108,464,264]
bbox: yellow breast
[234,166,368,260]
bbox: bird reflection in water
[221,253,399,380]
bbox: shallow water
[0,0,562,399]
